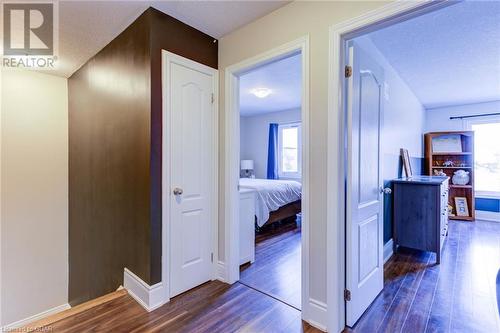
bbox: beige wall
[1,69,68,326]
[218,0,389,306]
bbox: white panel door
[168,55,216,298]
[346,41,385,326]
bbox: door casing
[161,50,219,304]
[223,36,313,324]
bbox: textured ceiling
[45,1,290,77]
[368,0,500,109]
[239,52,301,116]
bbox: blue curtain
[267,123,279,179]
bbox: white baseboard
[384,238,394,264]
[476,210,500,222]
[216,261,227,283]
[123,268,166,312]
[2,303,70,330]
[306,298,327,332]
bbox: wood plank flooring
[240,219,301,309]
[28,219,499,332]
[349,219,500,333]
[34,281,320,333]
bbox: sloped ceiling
[368,0,500,109]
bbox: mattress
[239,178,302,227]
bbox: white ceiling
[368,0,500,109]
[239,52,301,116]
[48,1,289,77]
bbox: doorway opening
[330,0,500,331]
[224,37,311,320]
[238,51,303,310]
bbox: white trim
[1,303,71,330]
[224,36,312,323]
[0,64,3,328]
[224,68,241,285]
[124,268,165,312]
[327,1,454,331]
[476,210,500,222]
[216,261,227,282]
[308,299,328,332]
[161,51,219,303]
[384,239,394,264]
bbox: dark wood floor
[39,280,320,333]
[349,219,500,333]
[33,219,499,332]
[240,219,301,309]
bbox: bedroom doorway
[238,52,303,310]
[327,1,499,330]
[223,37,310,317]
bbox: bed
[239,178,302,228]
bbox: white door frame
[223,36,311,319]
[162,50,219,304]
[327,1,457,331]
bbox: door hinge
[345,65,352,78]
[344,289,351,301]
[211,93,215,104]
[211,253,214,263]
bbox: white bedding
[239,178,301,227]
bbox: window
[467,118,500,196]
[278,122,301,179]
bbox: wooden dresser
[393,176,449,264]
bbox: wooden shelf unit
[425,131,475,221]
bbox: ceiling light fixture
[251,87,272,98]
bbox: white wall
[425,100,500,132]
[356,36,426,161]
[218,1,393,327]
[240,108,301,179]
[1,69,68,326]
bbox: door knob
[173,187,183,195]
[380,187,392,194]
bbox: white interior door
[167,53,216,298]
[346,41,385,326]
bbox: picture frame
[400,148,412,178]
[454,197,469,217]
[431,134,462,153]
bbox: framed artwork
[431,134,462,153]
[454,197,469,217]
[400,148,412,178]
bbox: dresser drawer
[439,180,449,238]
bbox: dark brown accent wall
[69,7,217,306]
